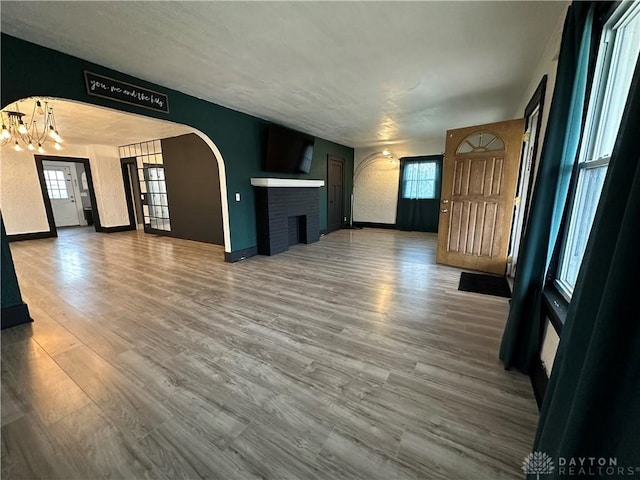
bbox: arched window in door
[456,132,505,154]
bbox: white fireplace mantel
[250,178,325,188]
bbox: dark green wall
[1,216,23,309]
[1,214,32,329]
[268,138,355,231]
[0,34,354,251]
[313,139,354,230]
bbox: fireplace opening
[288,215,308,246]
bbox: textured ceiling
[2,98,192,147]
[1,1,567,148]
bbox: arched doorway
[1,97,231,254]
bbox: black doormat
[458,272,512,298]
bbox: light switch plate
[235,193,241,202]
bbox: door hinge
[523,132,531,142]
[514,196,521,206]
[507,256,513,264]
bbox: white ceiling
[3,98,193,147]
[1,1,567,148]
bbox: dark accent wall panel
[353,222,396,230]
[161,134,224,245]
[254,187,320,256]
[7,231,55,242]
[224,246,258,263]
[1,216,32,329]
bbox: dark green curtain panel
[500,2,596,373]
[395,156,442,233]
[531,55,640,478]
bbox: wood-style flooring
[1,227,538,479]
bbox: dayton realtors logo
[556,457,639,477]
[522,451,555,479]
[522,452,640,477]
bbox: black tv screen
[264,124,315,174]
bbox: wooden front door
[436,119,525,275]
[327,156,344,232]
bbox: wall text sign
[84,71,169,113]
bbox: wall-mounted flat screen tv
[264,124,315,174]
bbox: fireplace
[251,178,325,256]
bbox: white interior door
[44,166,80,227]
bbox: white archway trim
[190,130,231,252]
[353,151,400,224]
[354,151,398,183]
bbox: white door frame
[507,106,540,277]
[507,75,548,278]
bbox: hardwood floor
[1,228,538,479]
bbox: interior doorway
[2,97,230,254]
[121,157,144,229]
[42,162,82,227]
[327,155,344,233]
[35,156,100,236]
[507,76,547,278]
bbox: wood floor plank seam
[2,227,538,480]
[395,425,407,459]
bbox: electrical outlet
[235,193,241,202]
[344,216,347,222]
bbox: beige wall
[0,143,129,234]
[87,144,130,227]
[541,322,561,376]
[0,147,49,233]
[353,138,443,224]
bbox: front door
[327,156,344,232]
[508,106,541,277]
[436,119,524,274]
[43,165,80,227]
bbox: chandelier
[1,99,63,152]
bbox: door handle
[441,209,448,213]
